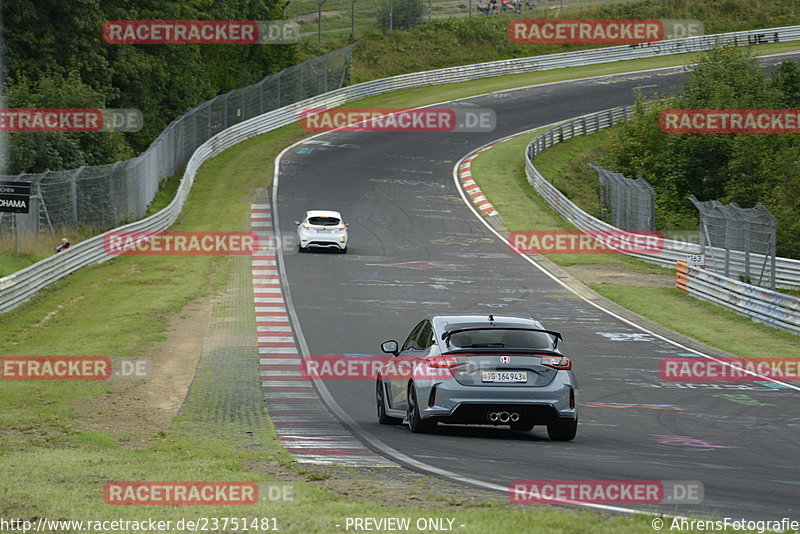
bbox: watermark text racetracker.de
[300,108,496,133]
[508,230,664,255]
[510,480,703,505]
[660,109,800,133]
[103,482,296,505]
[0,108,143,132]
[298,354,458,381]
[0,357,149,380]
[509,19,703,43]
[659,357,800,381]
[103,20,300,44]
[103,231,261,256]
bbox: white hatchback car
[296,210,349,253]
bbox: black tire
[340,246,347,254]
[510,422,535,431]
[407,384,436,434]
[547,416,577,441]
[297,243,305,253]
[377,379,402,425]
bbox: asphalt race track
[275,54,800,520]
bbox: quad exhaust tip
[488,411,520,423]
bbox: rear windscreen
[308,216,340,226]
[447,329,553,350]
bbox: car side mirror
[345,223,350,227]
[381,340,399,356]
[294,221,300,225]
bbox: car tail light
[540,356,572,370]
[338,222,346,230]
[303,222,310,229]
[569,387,575,409]
[424,355,464,368]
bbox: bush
[378,0,424,31]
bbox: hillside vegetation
[299,0,800,82]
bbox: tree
[770,59,800,108]
[6,72,133,174]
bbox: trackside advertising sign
[0,181,31,214]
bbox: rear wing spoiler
[441,327,563,349]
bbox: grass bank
[299,0,800,81]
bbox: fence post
[389,0,394,31]
[323,55,329,92]
[109,161,121,224]
[743,220,750,282]
[351,0,355,37]
[318,2,322,42]
[71,167,84,225]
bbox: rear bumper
[298,229,347,250]
[302,240,346,250]
[419,371,577,423]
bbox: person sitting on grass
[55,238,70,253]
[477,0,490,14]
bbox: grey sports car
[376,314,578,440]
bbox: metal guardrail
[3,24,800,314]
[676,261,800,334]
[524,107,800,289]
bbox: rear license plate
[481,371,527,383]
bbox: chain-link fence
[0,45,354,237]
[689,196,777,290]
[286,0,641,41]
[590,162,655,231]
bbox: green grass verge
[589,284,800,358]
[533,132,610,220]
[469,128,800,357]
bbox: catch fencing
[0,46,355,237]
[689,196,777,290]
[2,25,800,313]
[591,162,655,231]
